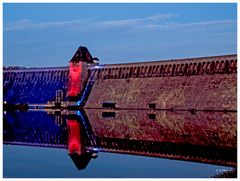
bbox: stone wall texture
[3,67,69,104]
[85,54,237,110]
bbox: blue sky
[3,3,237,67]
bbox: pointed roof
[70,46,94,63]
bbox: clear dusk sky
[3,3,237,67]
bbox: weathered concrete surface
[85,54,237,110]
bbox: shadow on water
[3,109,237,178]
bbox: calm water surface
[3,145,231,178]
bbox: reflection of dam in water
[3,109,237,169]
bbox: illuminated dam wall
[3,54,237,111]
[85,54,237,110]
[3,67,69,104]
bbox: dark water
[3,110,236,178]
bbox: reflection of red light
[68,62,82,97]
[67,119,81,155]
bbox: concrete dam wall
[85,54,237,110]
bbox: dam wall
[85,54,237,110]
[3,67,69,104]
[3,54,237,110]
